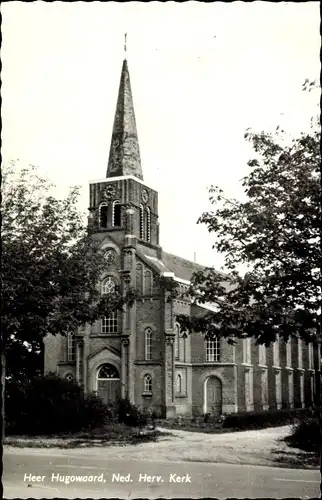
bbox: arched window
[144,374,152,392]
[182,333,187,362]
[139,204,144,239]
[101,276,116,295]
[67,332,75,362]
[176,374,182,393]
[99,202,108,228]
[175,323,180,360]
[146,207,151,242]
[136,262,143,295]
[145,327,153,360]
[144,269,153,295]
[112,200,121,227]
[97,363,119,379]
[205,336,220,362]
[101,277,118,334]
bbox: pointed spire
[106,56,143,180]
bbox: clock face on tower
[141,189,149,204]
[103,184,116,201]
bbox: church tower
[88,58,160,249]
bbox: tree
[1,161,137,434]
[177,83,321,347]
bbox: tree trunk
[1,351,6,441]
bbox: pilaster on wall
[121,336,129,399]
[75,337,84,387]
[121,246,136,402]
[164,289,174,332]
[82,337,88,394]
[165,334,176,418]
[162,276,176,417]
[244,365,254,412]
[259,366,269,410]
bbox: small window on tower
[112,201,121,227]
[99,202,108,228]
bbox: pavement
[3,447,321,499]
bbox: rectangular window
[308,342,314,370]
[145,328,152,361]
[298,338,303,369]
[299,373,304,407]
[205,337,220,362]
[286,338,292,367]
[67,333,75,362]
[258,344,266,365]
[273,335,280,367]
[101,313,118,334]
[310,375,315,404]
[243,338,251,364]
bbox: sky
[2,2,320,269]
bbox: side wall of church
[133,272,165,414]
[173,299,193,415]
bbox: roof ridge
[162,250,205,268]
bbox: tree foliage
[177,86,320,345]
[1,161,137,362]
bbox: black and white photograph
[1,2,321,499]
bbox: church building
[44,57,320,418]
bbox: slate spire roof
[106,59,143,180]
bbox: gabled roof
[136,248,204,282]
[88,345,121,360]
[161,252,205,282]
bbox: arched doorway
[204,376,222,416]
[96,363,120,405]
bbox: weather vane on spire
[124,33,127,54]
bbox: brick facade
[44,57,321,417]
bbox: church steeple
[89,47,159,247]
[106,58,143,180]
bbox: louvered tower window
[112,200,121,227]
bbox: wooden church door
[97,363,120,405]
[206,376,222,416]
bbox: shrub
[223,407,314,430]
[5,373,108,435]
[286,416,321,452]
[116,398,147,427]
